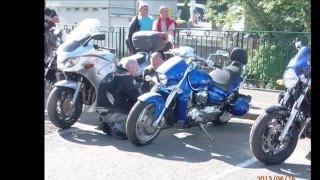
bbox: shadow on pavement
[58,120,254,165]
[249,161,311,180]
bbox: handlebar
[193,54,222,69]
[211,50,229,57]
[93,45,117,54]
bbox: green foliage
[244,33,304,89]
[180,0,191,21]
[206,0,310,89]
[241,0,310,33]
[176,19,188,28]
[245,43,286,89]
[206,0,311,32]
[206,0,238,29]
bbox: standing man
[45,3,60,32]
[126,2,155,55]
[152,5,177,43]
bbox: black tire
[126,101,162,146]
[46,81,55,93]
[47,87,83,129]
[249,112,299,165]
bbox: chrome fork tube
[152,89,178,128]
[298,117,311,138]
[71,77,83,105]
[279,86,308,141]
[279,89,291,106]
[152,65,192,127]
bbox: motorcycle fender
[265,105,291,117]
[54,80,78,90]
[138,92,165,118]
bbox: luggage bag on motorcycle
[132,31,166,52]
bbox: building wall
[46,0,177,28]
[56,7,110,26]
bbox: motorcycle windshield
[287,46,311,75]
[59,18,101,52]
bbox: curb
[237,102,267,121]
[240,87,284,93]
[238,109,263,121]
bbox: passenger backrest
[229,47,247,65]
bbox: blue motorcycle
[126,46,251,146]
[249,40,311,165]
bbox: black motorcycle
[249,40,311,165]
[44,25,65,90]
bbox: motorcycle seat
[125,52,148,65]
[209,64,242,92]
[223,61,243,76]
[122,52,149,76]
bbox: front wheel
[126,101,162,146]
[47,87,83,129]
[249,112,299,165]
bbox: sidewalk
[238,88,282,120]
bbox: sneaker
[96,121,112,136]
[161,122,173,129]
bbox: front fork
[279,84,309,141]
[71,77,83,106]
[151,65,193,127]
[151,85,178,128]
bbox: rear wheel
[249,112,299,165]
[47,87,83,129]
[126,101,162,146]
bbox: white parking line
[206,157,258,180]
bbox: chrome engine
[187,90,223,123]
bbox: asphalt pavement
[44,87,310,180]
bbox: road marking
[206,157,258,180]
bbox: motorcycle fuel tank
[187,69,213,91]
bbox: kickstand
[199,123,215,142]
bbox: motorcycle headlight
[65,57,80,68]
[283,68,299,89]
[158,73,168,86]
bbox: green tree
[180,0,191,21]
[206,0,238,29]
[206,0,310,89]
[207,0,310,33]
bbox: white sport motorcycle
[47,19,119,129]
